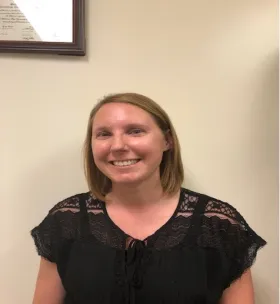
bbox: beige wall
[0,1,278,303]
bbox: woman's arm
[32,258,65,304]
[220,270,254,304]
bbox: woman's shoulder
[30,191,102,262]
[180,187,266,256]
[48,191,102,215]
[180,187,247,224]
[179,187,267,288]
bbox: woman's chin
[110,174,145,186]
[112,177,141,185]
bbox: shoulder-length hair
[83,92,184,200]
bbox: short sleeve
[31,211,61,263]
[30,195,82,263]
[202,198,267,288]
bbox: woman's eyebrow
[93,123,149,132]
[124,123,148,129]
[92,125,109,132]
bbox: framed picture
[0,0,85,56]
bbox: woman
[31,92,266,304]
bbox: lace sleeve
[31,212,58,262]
[30,195,82,263]
[203,198,267,288]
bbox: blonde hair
[83,93,184,200]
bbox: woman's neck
[107,178,165,210]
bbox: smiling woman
[30,93,266,304]
[89,100,177,196]
[84,93,183,200]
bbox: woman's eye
[96,131,110,138]
[128,129,143,135]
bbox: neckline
[100,187,184,243]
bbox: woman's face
[91,102,170,186]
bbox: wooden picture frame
[0,0,85,56]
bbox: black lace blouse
[31,188,266,304]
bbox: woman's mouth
[110,159,141,167]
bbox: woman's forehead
[93,103,156,126]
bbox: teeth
[113,160,139,167]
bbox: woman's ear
[164,130,173,151]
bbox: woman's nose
[110,135,127,152]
